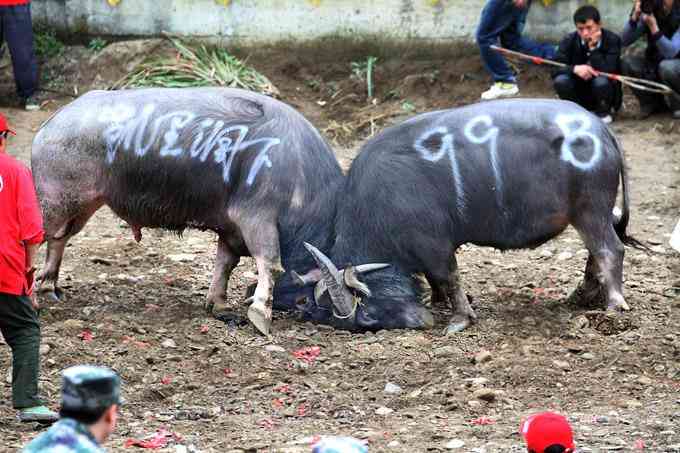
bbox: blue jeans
[476,0,556,83]
[0,4,38,99]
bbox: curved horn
[354,263,390,274]
[343,267,372,297]
[313,280,328,303]
[303,242,354,317]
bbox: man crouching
[552,5,622,124]
[23,366,122,452]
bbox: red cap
[0,113,16,135]
[521,412,575,453]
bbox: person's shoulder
[22,423,104,453]
[0,153,29,174]
[602,28,622,44]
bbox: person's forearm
[622,20,641,47]
[655,31,680,59]
[25,242,40,271]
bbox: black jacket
[552,28,622,78]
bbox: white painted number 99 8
[555,113,602,171]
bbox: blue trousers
[0,3,38,99]
[476,0,556,83]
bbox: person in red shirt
[0,112,57,423]
[0,0,40,111]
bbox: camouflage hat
[61,365,122,412]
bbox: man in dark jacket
[621,0,680,119]
[552,5,622,124]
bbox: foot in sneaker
[23,95,40,111]
[18,405,59,423]
[481,82,519,100]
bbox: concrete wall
[31,0,634,43]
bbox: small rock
[553,360,571,371]
[557,251,573,261]
[265,345,286,353]
[39,344,51,355]
[384,382,403,394]
[572,315,590,329]
[445,439,465,449]
[375,406,393,416]
[61,319,85,332]
[433,346,460,358]
[465,377,489,387]
[161,339,177,349]
[387,440,400,448]
[90,256,115,265]
[167,253,196,262]
[472,388,496,402]
[540,250,554,258]
[468,400,482,408]
[637,376,652,385]
[581,352,595,360]
[474,350,493,364]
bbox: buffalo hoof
[247,299,272,336]
[40,287,64,303]
[606,294,630,312]
[444,314,473,335]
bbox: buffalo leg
[237,218,284,336]
[425,273,450,308]
[570,254,605,307]
[577,223,629,312]
[445,254,478,334]
[37,200,103,302]
[205,235,240,316]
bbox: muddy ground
[0,39,679,452]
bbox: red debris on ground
[78,329,94,342]
[292,346,321,363]
[470,416,495,425]
[124,427,182,449]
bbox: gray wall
[31,0,634,43]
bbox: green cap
[61,365,122,412]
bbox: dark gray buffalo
[285,99,643,334]
[32,87,363,335]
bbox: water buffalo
[286,99,643,333]
[31,87,368,335]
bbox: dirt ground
[0,39,679,452]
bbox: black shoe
[23,95,40,111]
[673,110,680,120]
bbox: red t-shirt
[0,1,30,5]
[0,153,44,296]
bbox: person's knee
[658,59,680,81]
[476,29,495,47]
[553,74,573,93]
[592,76,611,91]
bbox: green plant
[401,100,416,113]
[111,36,279,96]
[34,28,64,59]
[351,56,378,99]
[88,38,108,53]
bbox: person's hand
[574,65,598,80]
[642,13,659,33]
[631,0,642,22]
[29,290,39,311]
[587,29,602,49]
[513,0,527,8]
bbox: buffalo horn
[303,242,354,317]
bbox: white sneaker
[481,82,519,100]
[599,114,613,124]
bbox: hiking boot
[481,82,519,100]
[23,95,40,112]
[18,406,59,424]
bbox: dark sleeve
[590,32,622,74]
[552,34,574,78]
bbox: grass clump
[112,36,278,96]
[34,27,64,59]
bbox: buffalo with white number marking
[288,99,645,333]
[32,87,348,335]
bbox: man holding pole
[552,5,622,124]
[476,0,556,100]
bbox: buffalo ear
[343,267,371,297]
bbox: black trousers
[0,292,43,409]
[0,3,38,99]
[621,55,680,112]
[553,73,616,115]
